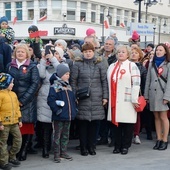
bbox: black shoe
[9,159,20,167]
[27,147,38,154]
[96,138,108,145]
[88,148,96,156]
[113,148,120,154]
[153,140,162,150]
[42,148,49,158]
[158,141,168,150]
[80,148,88,156]
[121,148,128,155]
[0,164,12,170]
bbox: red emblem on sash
[120,69,126,79]
[158,67,163,77]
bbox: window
[4,2,11,21]
[108,8,113,26]
[124,10,129,26]
[131,12,136,23]
[39,0,47,18]
[91,4,96,23]
[51,0,62,20]
[16,2,22,20]
[116,9,121,26]
[67,1,76,20]
[80,2,87,22]
[27,1,34,20]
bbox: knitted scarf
[154,56,165,67]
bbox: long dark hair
[153,43,170,63]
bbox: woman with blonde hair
[107,45,140,155]
[6,43,40,161]
[130,47,147,144]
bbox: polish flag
[13,17,17,25]
[104,17,110,29]
[120,23,125,28]
[39,15,47,22]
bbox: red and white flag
[120,22,125,28]
[104,17,110,29]
[39,15,47,22]
[13,17,17,25]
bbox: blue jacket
[47,74,77,121]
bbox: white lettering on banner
[127,23,155,36]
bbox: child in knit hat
[47,64,77,163]
[86,28,96,37]
[0,73,22,170]
[128,30,140,47]
[0,16,15,45]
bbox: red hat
[86,28,96,36]
[132,31,140,41]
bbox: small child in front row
[47,64,77,163]
[0,73,22,170]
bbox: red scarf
[110,62,120,126]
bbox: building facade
[0,0,170,46]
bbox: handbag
[76,87,91,100]
[135,95,146,112]
[76,65,96,100]
[153,63,170,109]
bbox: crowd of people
[0,15,170,170]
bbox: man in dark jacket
[0,38,12,72]
[97,38,117,147]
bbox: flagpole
[102,7,110,46]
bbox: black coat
[0,38,12,72]
[135,62,147,95]
[70,56,108,121]
[7,59,40,123]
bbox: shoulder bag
[76,66,95,100]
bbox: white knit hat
[54,47,64,58]
[110,29,116,36]
[54,39,67,50]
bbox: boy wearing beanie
[47,64,77,163]
[0,16,15,45]
[0,73,22,170]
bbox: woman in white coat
[107,45,140,155]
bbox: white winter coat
[107,60,140,124]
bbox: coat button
[155,80,157,82]
[155,89,156,91]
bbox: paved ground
[16,133,170,170]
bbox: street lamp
[144,0,158,48]
[102,7,111,45]
[153,25,156,45]
[133,0,143,22]
[158,18,167,44]
[134,0,158,47]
